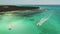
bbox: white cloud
[0,0,60,5]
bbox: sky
[0,0,60,5]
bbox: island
[0,5,44,16]
[0,5,39,12]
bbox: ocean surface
[0,5,60,34]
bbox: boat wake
[37,14,52,26]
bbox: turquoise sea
[0,5,60,34]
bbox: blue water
[0,5,60,34]
[37,5,60,34]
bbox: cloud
[0,0,60,5]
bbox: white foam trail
[8,22,16,30]
[37,14,52,26]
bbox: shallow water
[0,5,60,34]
